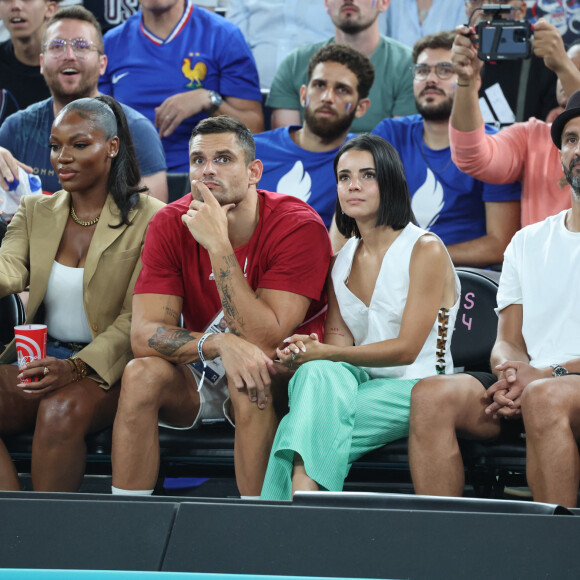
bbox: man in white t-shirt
[408,90,580,508]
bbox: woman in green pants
[260,134,460,500]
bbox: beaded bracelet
[71,357,89,381]
[196,333,212,392]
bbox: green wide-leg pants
[261,360,418,500]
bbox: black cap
[551,89,580,149]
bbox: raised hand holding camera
[467,4,532,61]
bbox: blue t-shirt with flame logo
[372,114,521,245]
[254,126,355,229]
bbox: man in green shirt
[267,0,416,133]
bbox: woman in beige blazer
[0,95,164,491]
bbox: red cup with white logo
[15,324,47,383]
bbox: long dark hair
[334,134,416,239]
[57,95,146,227]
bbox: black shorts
[465,370,579,438]
[466,370,580,389]
[464,371,497,390]
[464,371,524,437]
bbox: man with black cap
[408,91,580,507]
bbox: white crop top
[43,261,92,343]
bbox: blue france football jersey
[100,1,262,172]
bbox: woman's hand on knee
[17,357,77,395]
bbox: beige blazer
[0,190,164,388]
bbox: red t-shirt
[135,190,332,335]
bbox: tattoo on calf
[149,326,195,356]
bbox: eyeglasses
[412,62,455,81]
[43,38,100,59]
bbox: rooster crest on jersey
[182,57,207,89]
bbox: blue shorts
[46,336,86,359]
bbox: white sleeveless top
[331,223,460,380]
[44,261,93,343]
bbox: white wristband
[196,333,212,392]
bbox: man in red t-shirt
[111,116,332,498]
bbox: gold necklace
[70,205,100,227]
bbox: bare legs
[409,374,501,496]
[0,440,20,490]
[408,372,580,505]
[521,376,580,507]
[291,454,319,495]
[32,380,120,491]
[0,362,120,492]
[229,371,288,496]
[112,357,199,492]
[113,357,285,496]
[0,364,38,490]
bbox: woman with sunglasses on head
[261,134,460,500]
[0,94,164,491]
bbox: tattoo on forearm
[225,320,244,337]
[148,326,195,356]
[223,253,239,269]
[215,253,246,337]
[219,280,245,332]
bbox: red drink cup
[15,324,47,383]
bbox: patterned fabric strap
[435,307,450,375]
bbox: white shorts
[157,364,234,430]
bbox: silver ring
[166,115,174,121]
[43,366,49,375]
[291,352,296,361]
